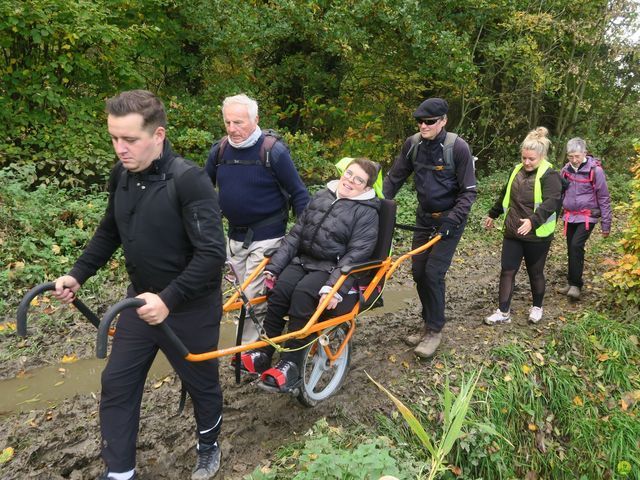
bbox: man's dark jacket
[383,129,477,225]
[69,141,227,311]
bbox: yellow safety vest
[502,159,556,237]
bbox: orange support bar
[222,256,271,312]
[192,237,441,363]
[386,234,441,279]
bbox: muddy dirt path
[0,236,608,479]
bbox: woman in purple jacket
[560,138,612,300]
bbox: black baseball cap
[413,98,449,118]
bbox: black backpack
[210,129,290,204]
[405,131,478,171]
[111,156,194,211]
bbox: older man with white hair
[205,94,309,345]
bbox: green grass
[321,311,638,480]
[449,311,640,479]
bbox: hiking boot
[528,306,543,324]
[191,443,221,480]
[557,284,571,295]
[485,309,511,325]
[414,331,442,359]
[238,350,271,374]
[259,359,301,392]
[567,286,581,300]
[404,326,427,347]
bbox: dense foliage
[603,141,640,307]
[1,0,639,186]
[0,165,126,314]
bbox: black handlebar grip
[96,298,145,359]
[96,298,191,359]
[17,282,101,337]
[158,322,190,358]
[17,282,56,337]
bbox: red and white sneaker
[236,350,271,374]
[259,360,301,393]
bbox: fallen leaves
[152,376,173,389]
[620,390,640,411]
[449,465,462,476]
[0,322,16,332]
[532,352,545,366]
[573,396,584,406]
[0,447,14,464]
[61,354,78,364]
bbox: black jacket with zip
[68,140,227,311]
[265,181,380,295]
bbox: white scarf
[228,125,262,149]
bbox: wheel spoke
[306,355,325,392]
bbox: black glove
[438,219,457,239]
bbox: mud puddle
[0,285,417,420]
[0,317,241,418]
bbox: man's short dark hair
[105,90,167,133]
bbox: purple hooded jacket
[561,155,612,233]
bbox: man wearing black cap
[383,97,477,358]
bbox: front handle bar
[96,298,189,359]
[17,282,100,337]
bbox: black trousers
[100,293,223,472]
[261,264,358,366]
[566,222,595,288]
[411,217,467,332]
[498,237,551,311]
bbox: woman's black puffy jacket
[266,182,380,295]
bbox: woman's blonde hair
[520,126,551,158]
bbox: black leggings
[498,237,552,312]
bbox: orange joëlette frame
[180,234,442,364]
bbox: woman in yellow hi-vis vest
[483,127,563,325]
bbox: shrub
[602,141,640,309]
[0,165,126,316]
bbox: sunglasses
[416,117,442,126]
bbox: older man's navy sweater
[205,135,309,242]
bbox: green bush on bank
[0,165,127,316]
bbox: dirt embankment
[0,236,608,479]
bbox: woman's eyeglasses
[343,169,366,186]
[416,117,442,126]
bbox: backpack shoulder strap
[112,162,126,193]
[590,160,603,187]
[406,132,423,167]
[165,156,196,209]
[261,129,285,168]
[260,130,291,211]
[442,132,458,170]
[214,136,229,167]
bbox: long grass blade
[367,372,438,457]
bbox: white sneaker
[485,309,511,325]
[529,306,543,323]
